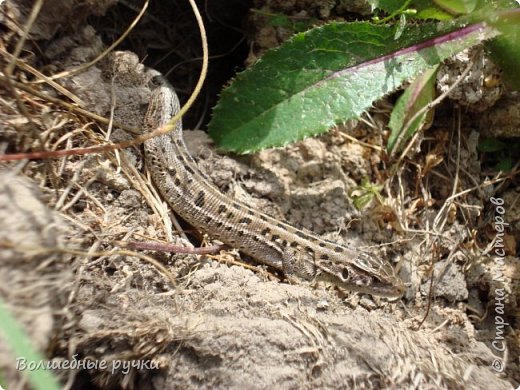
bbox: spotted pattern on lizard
[142,74,405,298]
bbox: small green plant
[478,138,520,171]
[387,65,438,155]
[351,179,385,210]
[250,8,317,34]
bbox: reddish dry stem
[118,240,229,255]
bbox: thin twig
[116,240,228,255]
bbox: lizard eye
[341,268,349,281]
[149,75,166,88]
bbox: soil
[0,1,519,389]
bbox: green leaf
[0,298,61,390]
[252,9,317,34]
[416,7,454,20]
[371,0,414,20]
[351,179,384,210]
[485,8,520,89]
[209,21,498,153]
[387,65,438,154]
[268,14,291,28]
[478,138,506,152]
[495,155,512,171]
[433,0,477,14]
[478,137,519,172]
[370,0,405,13]
[394,13,407,39]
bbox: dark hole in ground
[91,0,252,131]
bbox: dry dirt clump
[0,0,519,389]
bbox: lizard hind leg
[281,247,317,283]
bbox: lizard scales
[143,75,405,298]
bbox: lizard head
[292,246,406,298]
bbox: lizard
[142,74,406,298]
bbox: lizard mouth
[335,277,406,298]
[314,269,405,298]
